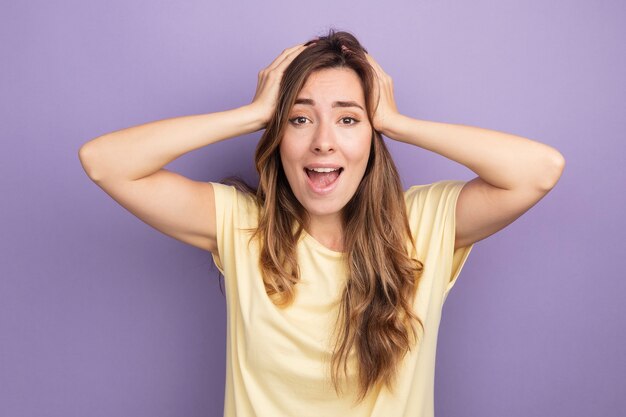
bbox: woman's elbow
[541,150,566,191]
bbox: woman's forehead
[296,68,365,106]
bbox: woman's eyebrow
[294,98,364,111]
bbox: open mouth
[304,167,344,191]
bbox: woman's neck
[306,214,344,252]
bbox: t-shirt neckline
[301,229,346,257]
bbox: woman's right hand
[248,41,316,128]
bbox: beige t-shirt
[210,179,475,417]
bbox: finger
[367,54,390,85]
[273,43,312,71]
[365,53,383,73]
[261,44,303,72]
[267,43,311,72]
[272,44,312,70]
[367,58,382,99]
[264,45,302,71]
[365,52,386,73]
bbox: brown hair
[236,28,425,403]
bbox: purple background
[1,1,624,416]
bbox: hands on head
[248,39,400,135]
[248,42,316,128]
[364,52,400,135]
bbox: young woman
[79,30,564,417]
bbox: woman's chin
[298,199,346,221]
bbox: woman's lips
[304,168,343,194]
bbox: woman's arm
[365,52,565,250]
[77,106,265,253]
[381,115,564,191]
[78,42,314,253]
[78,106,264,182]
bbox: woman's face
[279,67,372,222]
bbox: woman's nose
[310,121,336,153]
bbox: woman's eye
[288,116,359,126]
[289,116,309,125]
[340,117,359,125]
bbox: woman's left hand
[365,52,401,135]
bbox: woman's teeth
[305,167,343,189]
[306,167,341,173]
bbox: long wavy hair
[233,29,425,403]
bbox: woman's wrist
[237,104,270,133]
[377,112,407,140]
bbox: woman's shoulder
[404,179,465,200]
[209,181,259,220]
[403,179,468,216]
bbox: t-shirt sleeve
[404,180,475,303]
[208,182,257,275]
